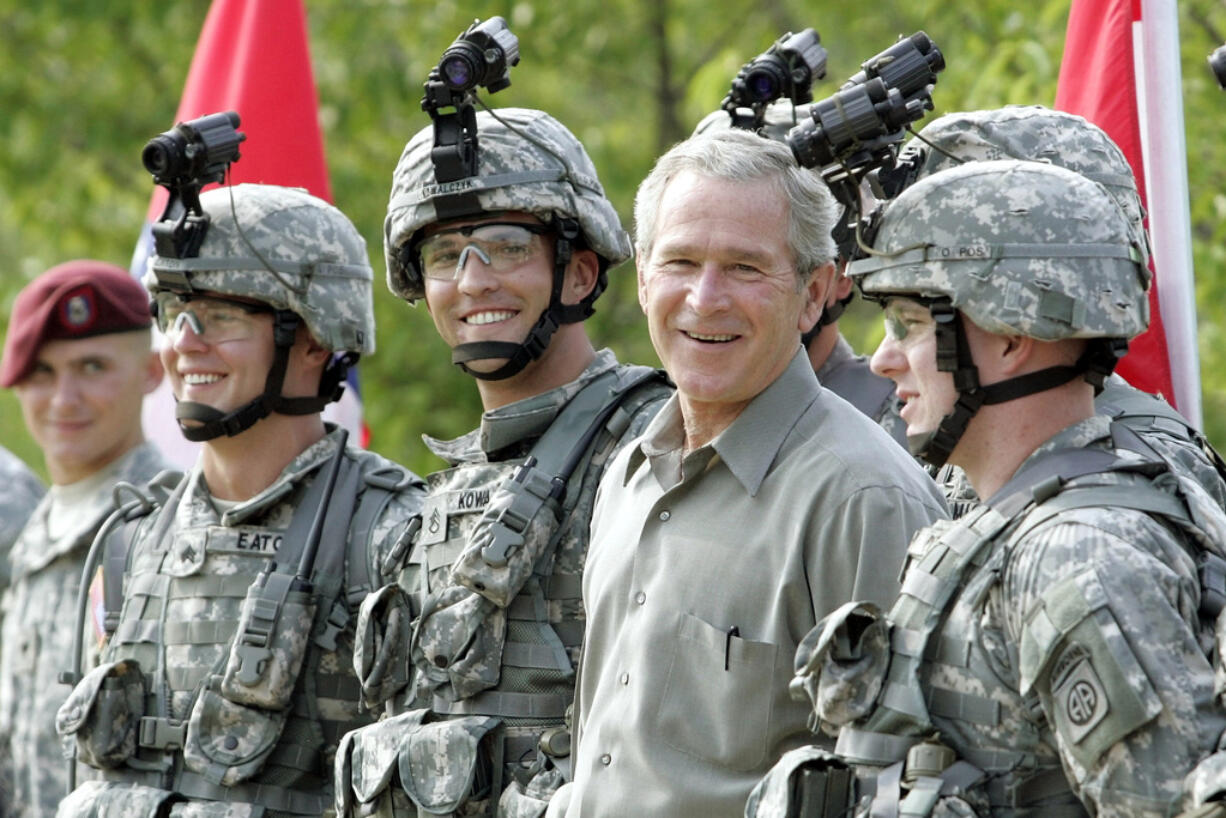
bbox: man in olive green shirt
[551,130,947,818]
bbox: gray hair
[633,129,838,278]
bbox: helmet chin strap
[174,310,351,441]
[801,291,854,348]
[908,300,1123,468]
[451,217,593,382]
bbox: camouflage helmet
[145,183,375,355]
[850,159,1149,341]
[888,105,1150,264]
[384,107,632,303]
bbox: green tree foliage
[1,0,1223,478]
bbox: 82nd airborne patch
[1051,642,1110,744]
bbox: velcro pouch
[399,715,500,816]
[355,583,414,710]
[55,779,182,818]
[55,659,146,769]
[412,585,506,700]
[346,710,427,807]
[498,766,564,818]
[744,745,852,818]
[791,601,889,731]
[182,674,289,786]
[220,571,316,710]
[449,462,564,609]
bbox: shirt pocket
[655,612,778,772]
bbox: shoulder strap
[103,475,188,636]
[476,366,666,568]
[345,463,421,608]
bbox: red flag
[135,0,368,468]
[1055,0,1201,424]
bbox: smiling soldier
[332,109,670,817]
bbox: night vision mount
[786,32,945,254]
[143,110,245,260]
[421,16,520,186]
[722,28,828,131]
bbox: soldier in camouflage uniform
[692,105,907,447]
[0,445,44,583]
[879,105,1226,517]
[54,185,426,817]
[332,108,669,818]
[0,260,173,817]
[747,160,1226,817]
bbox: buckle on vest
[139,716,187,751]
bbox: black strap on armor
[910,299,1126,469]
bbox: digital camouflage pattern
[755,417,1226,818]
[0,445,43,585]
[145,184,375,355]
[849,160,1149,342]
[893,105,1151,265]
[56,429,424,816]
[0,441,169,818]
[934,373,1226,520]
[384,108,633,303]
[334,351,669,817]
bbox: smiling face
[421,212,557,370]
[638,171,828,438]
[870,297,959,442]
[14,331,161,484]
[160,300,278,422]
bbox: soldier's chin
[465,356,512,374]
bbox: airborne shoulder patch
[1050,643,1109,743]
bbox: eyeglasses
[154,293,272,344]
[416,222,553,281]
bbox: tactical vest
[57,445,417,817]
[761,423,1226,818]
[337,365,668,818]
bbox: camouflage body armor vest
[57,439,418,818]
[750,424,1226,818]
[337,365,668,818]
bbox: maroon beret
[1,260,152,387]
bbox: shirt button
[658,510,671,521]
[634,591,646,605]
[620,672,630,685]
[600,753,612,766]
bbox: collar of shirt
[425,348,620,464]
[190,424,347,527]
[627,347,819,497]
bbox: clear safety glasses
[416,222,553,281]
[154,292,273,344]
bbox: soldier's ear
[142,349,164,396]
[563,249,600,305]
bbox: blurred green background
[3,0,1225,479]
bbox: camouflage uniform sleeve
[365,479,428,590]
[1003,515,1223,816]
